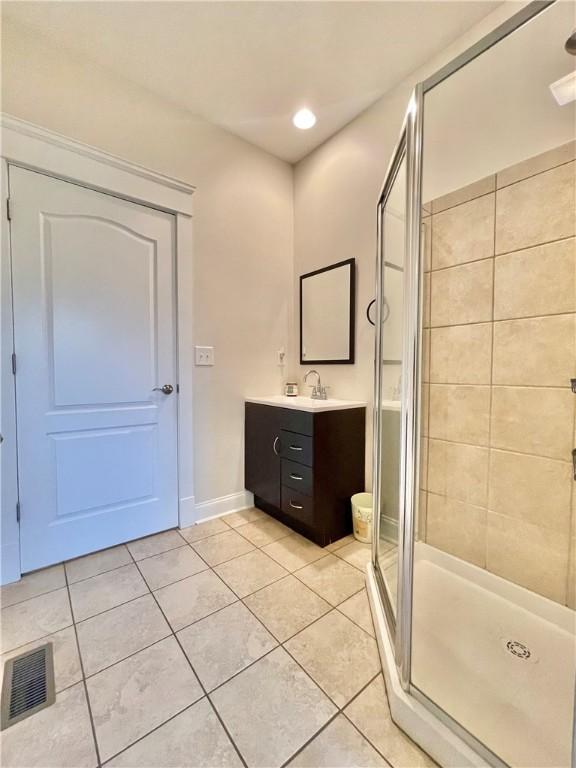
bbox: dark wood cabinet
[245,402,366,547]
[244,403,282,509]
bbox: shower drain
[505,640,531,660]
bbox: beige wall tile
[419,437,428,491]
[428,439,489,507]
[495,162,576,254]
[426,493,486,567]
[423,273,431,328]
[429,385,490,446]
[486,512,569,603]
[417,490,428,542]
[432,193,494,270]
[567,528,576,610]
[421,329,430,383]
[430,260,493,327]
[497,141,576,188]
[431,175,496,214]
[421,383,429,438]
[430,324,492,385]
[567,487,576,609]
[493,314,575,387]
[494,238,576,320]
[488,449,572,533]
[491,386,573,460]
[421,218,431,272]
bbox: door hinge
[6,198,12,221]
[11,353,16,375]
[16,501,20,524]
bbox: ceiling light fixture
[292,108,316,130]
[549,70,576,106]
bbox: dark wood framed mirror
[299,258,355,364]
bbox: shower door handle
[572,448,576,481]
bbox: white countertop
[381,399,401,411]
[245,395,367,412]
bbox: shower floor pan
[411,543,575,768]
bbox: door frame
[1,114,196,584]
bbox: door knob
[153,384,174,395]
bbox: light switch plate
[195,346,215,366]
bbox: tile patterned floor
[0,510,435,768]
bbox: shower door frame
[370,1,567,765]
[373,127,407,640]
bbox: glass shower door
[374,142,408,621]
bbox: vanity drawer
[282,459,313,496]
[281,486,314,526]
[280,430,313,467]
[280,408,313,437]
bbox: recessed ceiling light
[292,108,316,130]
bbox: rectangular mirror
[300,258,355,364]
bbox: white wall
[1,19,294,518]
[291,2,530,490]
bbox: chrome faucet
[304,369,328,400]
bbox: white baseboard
[183,490,254,526]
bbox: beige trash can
[351,493,373,544]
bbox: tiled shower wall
[420,140,576,607]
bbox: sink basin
[245,395,367,412]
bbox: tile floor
[0,509,435,768]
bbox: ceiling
[2,1,502,163]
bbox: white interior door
[10,167,178,572]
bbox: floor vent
[505,640,531,660]
[1,643,55,730]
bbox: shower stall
[367,2,576,766]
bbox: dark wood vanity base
[245,402,366,547]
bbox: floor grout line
[340,709,394,768]
[1,528,369,636]
[98,700,206,768]
[62,539,367,651]
[1,582,71,612]
[150,525,380,763]
[69,586,152,626]
[63,562,103,768]
[80,632,172,683]
[4,512,381,768]
[277,670,386,768]
[278,710,343,768]
[126,547,250,768]
[1,519,344,611]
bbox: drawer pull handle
[289,501,304,510]
[289,445,303,451]
[273,437,280,456]
[290,473,303,481]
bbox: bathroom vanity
[245,396,366,546]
